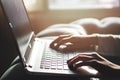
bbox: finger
[67,55,82,70]
[73,60,97,70]
[67,55,94,69]
[67,54,94,64]
[68,60,83,71]
[79,60,103,72]
[72,52,104,61]
[85,52,106,61]
[50,35,71,49]
[71,61,84,70]
[56,43,76,53]
[55,36,73,49]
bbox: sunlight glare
[23,0,37,11]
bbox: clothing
[98,34,120,56]
[0,63,27,80]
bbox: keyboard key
[57,65,63,70]
[64,65,68,70]
[51,65,57,69]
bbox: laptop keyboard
[40,41,77,70]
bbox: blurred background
[23,0,120,34]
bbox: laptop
[1,0,99,77]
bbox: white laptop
[1,0,98,77]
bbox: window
[23,0,37,11]
[23,0,44,12]
[48,0,120,10]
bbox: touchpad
[76,66,100,76]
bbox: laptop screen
[1,0,33,62]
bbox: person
[1,34,120,80]
[50,34,120,77]
[1,19,120,80]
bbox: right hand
[67,52,120,77]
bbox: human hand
[67,52,120,77]
[50,35,98,53]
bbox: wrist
[88,34,99,51]
[91,34,98,45]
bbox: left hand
[50,35,97,53]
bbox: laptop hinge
[24,32,35,63]
[25,64,32,68]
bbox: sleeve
[97,35,120,56]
